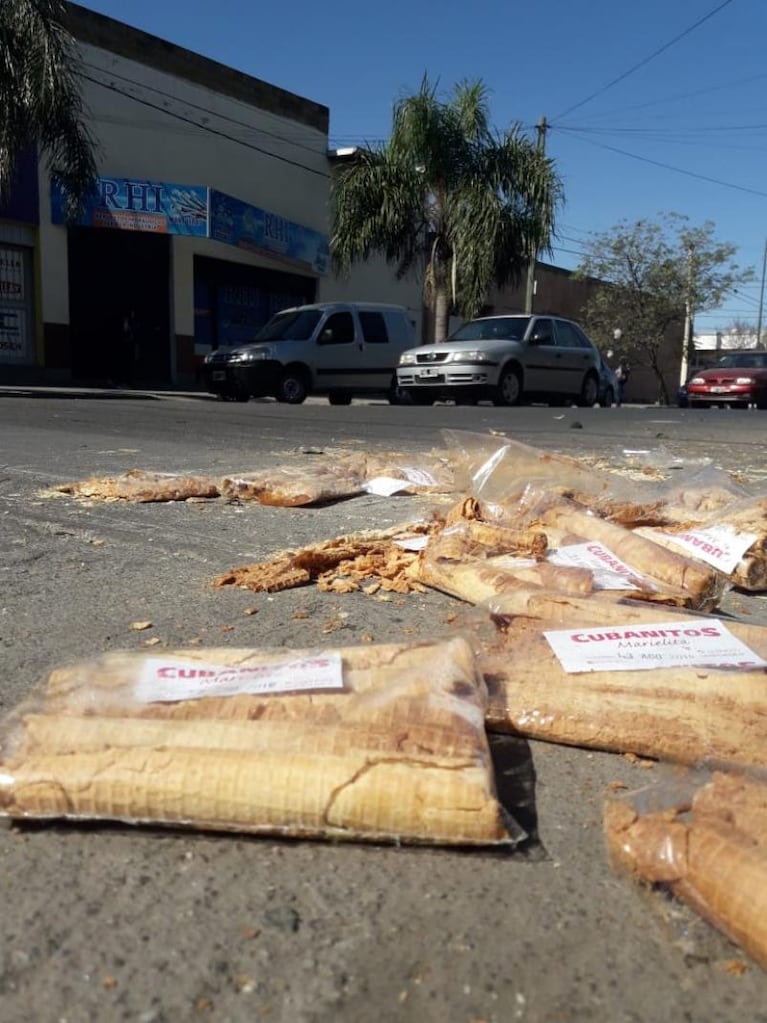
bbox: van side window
[319,312,355,345]
[359,311,389,344]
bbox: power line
[553,129,767,199]
[82,73,330,178]
[552,0,736,123]
[82,60,328,153]
[563,70,767,126]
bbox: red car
[686,350,767,409]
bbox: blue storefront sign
[210,190,328,275]
[51,177,209,236]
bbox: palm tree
[331,77,563,342]
[0,0,97,217]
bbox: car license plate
[212,371,226,381]
[418,368,440,378]
[709,386,728,393]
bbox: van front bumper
[202,361,283,398]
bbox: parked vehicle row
[200,304,611,408]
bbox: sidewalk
[0,382,212,401]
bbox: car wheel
[276,371,308,404]
[328,390,352,406]
[578,373,599,407]
[493,367,522,406]
[407,390,435,406]
[388,376,411,405]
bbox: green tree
[1,0,97,216]
[576,213,753,404]
[331,77,562,342]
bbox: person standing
[614,359,630,407]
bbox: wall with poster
[0,246,34,363]
[209,191,329,276]
[51,177,209,236]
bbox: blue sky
[78,0,767,334]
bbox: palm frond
[0,0,98,215]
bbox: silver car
[396,314,601,407]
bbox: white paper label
[544,619,767,674]
[363,468,438,496]
[363,476,412,496]
[653,525,758,574]
[547,542,646,590]
[135,653,344,703]
[393,535,430,551]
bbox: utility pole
[524,116,548,314]
[679,242,695,387]
[756,237,767,349]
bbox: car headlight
[203,353,214,364]
[399,352,417,365]
[448,350,492,364]
[690,376,705,385]
[231,348,270,363]
[735,376,755,385]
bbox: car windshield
[448,316,531,342]
[253,309,322,342]
[715,352,767,370]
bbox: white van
[201,302,417,404]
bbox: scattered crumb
[129,621,152,631]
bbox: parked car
[685,350,767,409]
[396,314,601,407]
[597,355,618,407]
[201,302,416,405]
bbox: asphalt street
[1,388,765,1023]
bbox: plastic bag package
[0,637,520,848]
[604,770,767,968]
[479,590,767,769]
[54,469,221,503]
[635,484,767,592]
[220,453,369,506]
[361,449,457,496]
[409,488,728,613]
[442,430,655,520]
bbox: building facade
[1,3,421,388]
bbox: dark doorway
[68,228,171,386]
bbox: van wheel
[493,367,522,406]
[328,390,352,406]
[277,371,308,404]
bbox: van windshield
[449,316,531,342]
[254,309,322,342]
